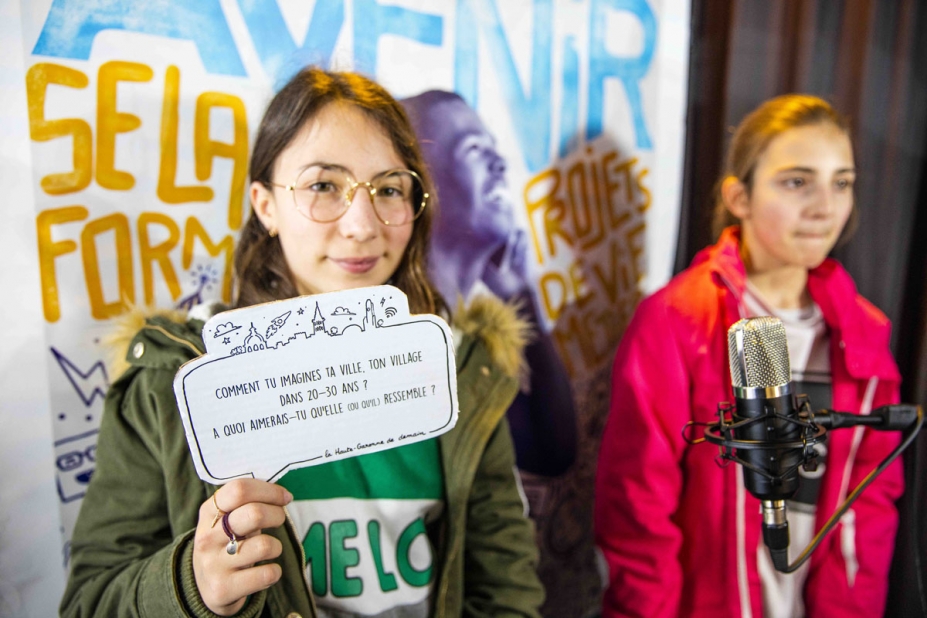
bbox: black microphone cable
[774,403,923,573]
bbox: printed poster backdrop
[1,0,690,615]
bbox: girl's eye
[835,178,854,190]
[310,182,338,193]
[379,187,402,198]
[783,177,806,189]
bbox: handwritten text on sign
[173,286,459,484]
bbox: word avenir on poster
[27,60,252,323]
[524,140,651,377]
[174,286,459,484]
[32,0,659,174]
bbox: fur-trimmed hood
[103,306,189,379]
[452,295,531,381]
[106,295,532,382]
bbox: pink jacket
[595,228,903,618]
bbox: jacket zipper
[284,505,319,617]
[435,364,510,616]
[835,375,878,587]
[143,324,204,355]
[437,527,457,617]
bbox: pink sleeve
[594,294,692,618]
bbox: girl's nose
[814,189,841,218]
[338,186,379,241]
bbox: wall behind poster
[0,0,689,615]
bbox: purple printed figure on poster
[402,91,577,476]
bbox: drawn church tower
[312,303,326,334]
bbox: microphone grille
[727,316,791,388]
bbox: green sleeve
[176,535,266,618]
[59,366,266,618]
[463,417,545,617]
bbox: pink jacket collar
[694,226,899,383]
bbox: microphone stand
[686,401,924,573]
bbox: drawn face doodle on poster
[173,285,459,484]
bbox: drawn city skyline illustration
[205,292,400,358]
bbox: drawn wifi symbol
[384,307,397,318]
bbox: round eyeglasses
[269,165,428,226]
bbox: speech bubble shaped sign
[174,285,458,484]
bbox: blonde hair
[712,94,857,240]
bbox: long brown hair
[234,67,447,317]
[712,94,858,241]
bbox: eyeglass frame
[266,165,430,227]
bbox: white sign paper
[174,285,458,484]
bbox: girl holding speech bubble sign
[61,69,543,618]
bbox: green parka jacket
[60,297,544,618]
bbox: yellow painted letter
[81,213,135,319]
[36,206,89,322]
[195,92,249,229]
[97,61,154,190]
[26,63,92,195]
[138,212,182,305]
[158,66,212,204]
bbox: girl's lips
[795,232,831,240]
[330,256,379,274]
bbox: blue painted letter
[32,0,245,76]
[454,0,479,109]
[588,0,656,149]
[454,0,552,172]
[559,36,580,157]
[353,0,443,76]
[236,0,345,87]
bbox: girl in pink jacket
[595,95,903,618]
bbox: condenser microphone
[694,316,923,573]
[727,316,803,568]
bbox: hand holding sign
[174,285,458,484]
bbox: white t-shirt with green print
[279,439,444,617]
